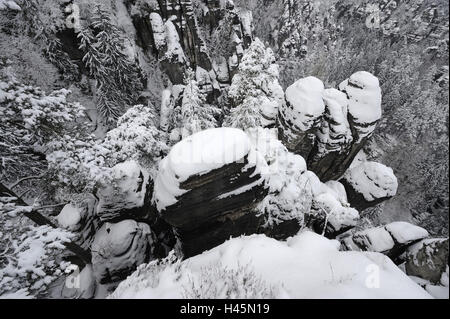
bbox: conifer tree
[77,5,145,124]
[223,38,284,130]
[178,69,219,138]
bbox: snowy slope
[110,231,432,299]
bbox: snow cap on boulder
[343,161,398,202]
[154,127,264,211]
[284,76,325,131]
[339,71,382,128]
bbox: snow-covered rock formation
[341,222,429,260]
[278,71,383,182]
[57,195,100,251]
[341,161,398,211]
[305,173,360,238]
[154,127,268,257]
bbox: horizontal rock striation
[341,161,398,212]
[154,128,268,257]
[341,221,429,261]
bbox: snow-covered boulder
[341,222,429,260]
[278,71,383,182]
[405,238,449,284]
[304,172,359,238]
[0,0,21,11]
[109,231,431,299]
[96,161,153,223]
[91,220,155,284]
[341,161,398,211]
[56,195,100,250]
[153,128,268,257]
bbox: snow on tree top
[153,128,253,211]
[284,76,325,131]
[339,71,382,125]
[344,161,398,202]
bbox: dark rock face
[405,238,449,284]
[126,0,253,101]
[341,222,429,262]
[263,219,302,240]
[278,72,383,182]
[306,89,352,181]
[158,155,268,257]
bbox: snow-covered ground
[110,231,432,299]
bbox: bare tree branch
[9,173,46,190]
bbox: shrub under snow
[47,104,168,194]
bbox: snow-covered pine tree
[178,69,220,139]
[223,38,284,130]
[47,104,169,195]
[77,5,144,125]
[5,0,80,81]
